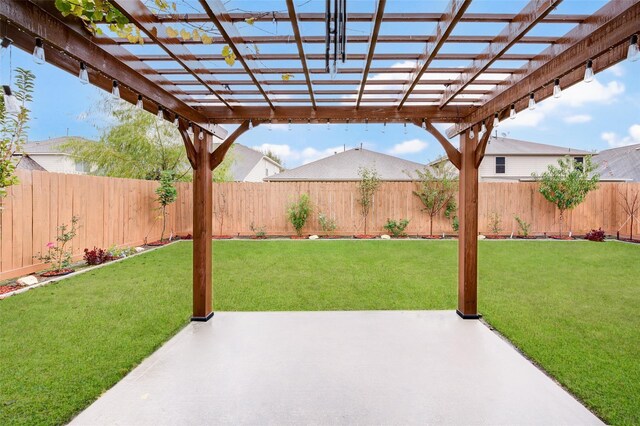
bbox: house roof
[24,136,93,154]
[484,136,593,156]
[213,143,283,181]
[13,154,46,171]
[595,143,640,182]
[264,148,425,182]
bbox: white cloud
[601,124,640,148]
[251,143,345,165]
[388,139,428,154]
[563,114,592,124]
[606,63,625,77]
[500,79,625,130]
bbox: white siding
[479,155,577,181]
[244,158,284,182]
[28,154,84,174]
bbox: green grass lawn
[0,240,638,425]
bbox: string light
[510,104,516,119]
[403,120,408,135]
[345,118,349,131]
[157,106,163,119]
[173,115,179,127]
[269,119,273,131]
[365,118,368,132]
[493,112,500,128]
[111,80,120,98]
[78,62,89,84]
[199,129,204,141]
[584,59,594,83]
[32,38,45,64]
[2,85,20,114]
[248,119,253,129]
[421,118,427,129]
[469,127,475,139]
[187,123,194,136]
[553,78,562,98]
[327,119,330,130]
[0,37,12,56]
[479,121,487,138]
[136,95,143,109]
[307,118,311,131]
[628,34,639,62]
[382,120,386,134]
[528,93,536,110]
[288,118,292,131]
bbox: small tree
[1,68,35,202]
[357,166,381,235]
[620,190,639,240]
[533,156,599,236]
[35,216,79,272]
[413,162,458,236]
[514,215,531,237]
[287,193,312,236]
[318,212,337,236]
[488,211,503,235]
[155,170,178,242]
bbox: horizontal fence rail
[2,171,639,280]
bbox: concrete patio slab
[71,311,602,425]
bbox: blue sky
[3,0,639,168]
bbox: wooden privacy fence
[176,181,640,239]
[2,171,639,280]
[0,170,188,280]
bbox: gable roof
[13,154,46,171]
[213,143,283,181]
[265,148,425,182]
[484,136,593,156]
[24,136,94,154]
[595,143,640,182]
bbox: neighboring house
[264,147,425,182]
[22,136,93,174]
[594,143,640,182]
[13,153,47,171]
[434,136,594,182]
[214,143,284,182]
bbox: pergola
[2,0,638,320]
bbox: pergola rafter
[439,0,564,108]
[1,0,636,321]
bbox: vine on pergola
[53,0,294,78]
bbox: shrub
[488,211,502,235]
[356,166,381,235]
[34,216,79,272]
[155,170,178,242]
[83,247,115,265]
[452,216,459,232]
[585,228,606,242]
[107,246,136,258]
[287,193,312,236]
[318,213,337,235]
[514,215,531,237]
[384,218,410,238]
[250,222,266,238]
[412,162,457,236]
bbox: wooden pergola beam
[166,78,508,87]
[110,0,233,109]
[152,66,524,75]
[447,0,640,137]
[156,12,589,23]
[439,0,563,108]
[200,105,472,123]
[0,0,212,128]
[355,0,387,109]
[199,0,274,109]
[285,0,316,110]
[398,0,471,109]
[421,120,461,170]
[210,120,253,170]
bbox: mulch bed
[40,268,75,277]
[146,240,171,246]
[0,284,24,296]
[421,235,442,239]
[251,236,267,240]
[618,238,640,244]
[211,235,234,240]
[549,235,574,240]
[484,235,507,239]
[290,236,308,240]
[353,235,376,239]
[320,235,341,239]
[515,236,537,239]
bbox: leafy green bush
[514,215,531,237]
[250,222,267,238]
[287,194,312,236]
[452,216,459,232]
[488,211,502,235]
[384,218,410,238]
[34,216,79,272]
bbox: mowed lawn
[0,240,638,425]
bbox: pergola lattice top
[1,0,638,137]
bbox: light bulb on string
[0,37,12,57]
[404,121,408,135]
[421,118,426,129]
[553,78,562,98]
[33,38,45,64]
[78,62,89,84]
[187,123,194,136]
[307,118,311,131]
[288,118,292,131]
[173,116,179,127]
[111,80,120,98]
[269,119,273,131]
[510,104,516,120]
[248,119,253,129]
[528,93,536,110]
[136,95,143,109]
[199,129,204,141]
[2,85,20,114]
[157,106,163,119]
[628,35,639,62]
[382,120,386,134]
[365,118,368,132]
[327,119,330,130]
[584,59,594,83]
[479,121,487,138]
[345,119,349,131]
[493,113,500,128]
[469,127,475,140]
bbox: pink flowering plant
[35,216,80,272]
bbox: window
[495,157,506,174]
[574,156,584,171]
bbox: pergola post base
[191,312,215,322]
[456,310,481,320]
